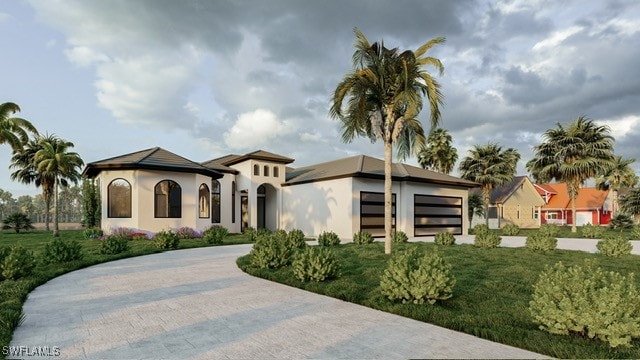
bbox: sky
[1,0,640,197]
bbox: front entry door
[257,196,266,229]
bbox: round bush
[529,260,640,348]
[474,232,501,248]
[0,246,35,281]
[317,231,340,246]
[471,224,490,236]
[434,232,455,246]
[203,225,228,245]
[42,238,84,264]
[99,236,130,255]
[153,230,180,249]
[243,226,257,241]
[353,231,374,245]
[596,236,633,257]
[525,233,557,252]
[380,247,455,305]
[539,224,560,237]
[286,229,307,249]
[501,223,520,236]
[249,234,292,269]
[581,224,605,239]
[392,230,408,243]
[292,246,341,282]
[175,227,200,239]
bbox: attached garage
[360,191,396,237]
[414,194,463,236]
[575,211,593,226]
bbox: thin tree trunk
[483,187,490,227]
[53,179,59,237]
[613,189,618,216]
[384,139,393,255]
[571,196,577,233]
[44,193,50,231]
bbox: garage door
[360,191,396,237]
[414,194,462,236]
[576,212,593,226]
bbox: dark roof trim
[221,151,294,166]
[83,163,223,179]
[282,171,478,188]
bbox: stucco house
[83,147,477,239]
[534,183,612,226]
[471,176,545,229]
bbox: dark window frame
[154,180,182,218]
[211,180,221,223]
[107,178,132,218]
[198,183,210,219]
[359,191,396,238]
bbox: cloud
[64,46,109,67]
[224,109,293,150]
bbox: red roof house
[534,183,612,226]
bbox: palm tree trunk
[53,179,59,237]
[571,196,577,233]
[612,189,618,216]
[384,139,393,255]
[44,192,50,231]
[483,187,490,227]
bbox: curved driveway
[11,244,541,359]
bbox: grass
[0,229,252,354]
[237,242,640,359]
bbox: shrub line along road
[11,236,638,359]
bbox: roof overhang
[82,163,223,179]
[283,171,479,188]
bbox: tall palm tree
[0,102,38,151]
[34,136,84,237]
[330,29,445,254]
[619,188,640,218]
[417,128,458,174]
[10,135,57,230]
[595,155,637,216]
[526,116,615,233]
[467,192,485,225]
[459,143,520,226]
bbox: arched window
[199,183,210,218]
[212,180,221,223]
[273,166,279,177]
[253,164,259,176]
[108,178,131,218]
[263,165,269,176]
[155,180,181,218]
[231,181,236,224]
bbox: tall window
[231,181,236,223]
[212,180,221,223]
[108,178,131,218]
[199,184,210,218]
[264,165,269,176]
[273,166,279,177]
[155,180,181,218]
[253,164,259,175]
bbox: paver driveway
[10,244,542,359]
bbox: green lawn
[237,242,640,359]
[0,229,252,354]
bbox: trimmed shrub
[243,226,257,241]
[353,231,374,245]
[581,223,605,239]
[317,231,340,246]
[292,246,341,282]
[471,224,490,236]
[286,229,307,249]
[83,228,104,240]
[539,224,560,237]
[609,214,634,231]
[42,238,83,264]
[249,234,291,269]
[153,230,180,249]
[175,227,201,239]
[256,228,273,238]
[203,225,228,245]
[474,232,501,248]
[99,236,130,255]
[392,230,409,243]
[596,235,633,257]
[131,232,150,241]
[110,227,135,240]
[434,232,456,246]
[525,232,557,252]
[273,229,288,242]
[380,247,455,305]
[529,260,640,348]
[501,223,520,236]
[1,246,35,280]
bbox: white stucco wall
[281,177,353,239]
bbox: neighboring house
[534,183,612,226]
[83,147,478,239]
[470,176,545,229]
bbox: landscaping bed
[237,241,640,359]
